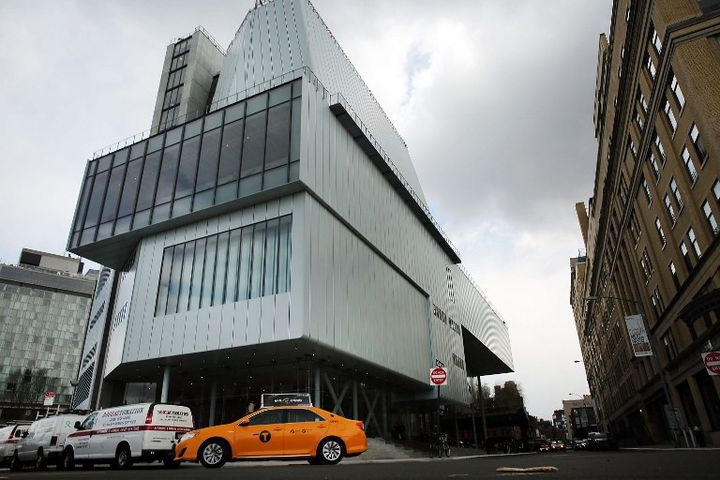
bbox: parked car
[572,438,588,450]
[61,403,194,470]
[0,423,30,468]
[538,442,550,452]
[8,414,86,471]
[587,432,618,451]
[174,405,367,468]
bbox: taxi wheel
[317,437,345,465]
[199,439,228,468]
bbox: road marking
[497,466,559,473]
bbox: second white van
[9,414,86,471]
[61,403,193,469]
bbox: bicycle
[429,432,451,458]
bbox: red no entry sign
[702,351,720,376]
[430,367,447,386]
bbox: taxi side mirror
[239,419,250,427]
[74,421,82,430]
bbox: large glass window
[218,120,244,185]
[117,159,143,218]
[74,81,301,247]
[136,151,161,211]
[84,171,109,229]
[175,135,200,199]
[155,144,180,205]
[100,165,126,224]
[265,102,291,170]
[195,128,221,192]
[154,216,292,316]
[241,111,267,178]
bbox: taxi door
[283,409,329,455]
[233,409,285,457]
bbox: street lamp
[585,295,681,444]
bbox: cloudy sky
[0,0,611,419]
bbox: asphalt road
[1,450,717,480]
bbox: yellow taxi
[174,405,367,467]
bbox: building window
[680,241,693,271]
[648,153,661,181]
[702,201,719,236]
[663,194,677,225]
[634,110,644,130]
[663,99,677,135]
[155,215,292,316]
[630,211,642,244]
[641,176,653,205]
[638,92,648,114]
[654,132,666,163]
[669,74,685,111]
[670,177,684,210]
[640,249,654,282]
[651,287,664,316]
[655,218,667,247]
[629,137,638,158]
[619,176,629,205]
[681,147,699,184]
[647,55,657,79]
[662,329,678,361]
[689,123,709,164]
[669,261,680,290]
[713,179,720,204]
[688,227,702,258]
[651,27,663,53]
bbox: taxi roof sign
[261,393,313,408]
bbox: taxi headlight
[179,432,196,443]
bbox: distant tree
[1,368,50,404]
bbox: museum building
[68,0,513,436]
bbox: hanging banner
[625,315,653,357]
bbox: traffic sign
[430,367,447,386]
[702,351,720,376]
[43,391,56,406]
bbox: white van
[0,423,30,468]
[9,414,86,471]
[61,403,193,470]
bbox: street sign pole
[437,384,441,434]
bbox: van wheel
[111,444,133,470]
[36,449,47,471]
[199,439,228,468]
[9,453,21,472]
[58,447,75,471]
[317,437,345,465]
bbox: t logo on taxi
[259,430,272,443]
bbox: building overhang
[462,326,514,377]
[329,96,461,264]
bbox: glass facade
[0,282,91,407]
[155,215,292,317]
[70,80,302,249]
